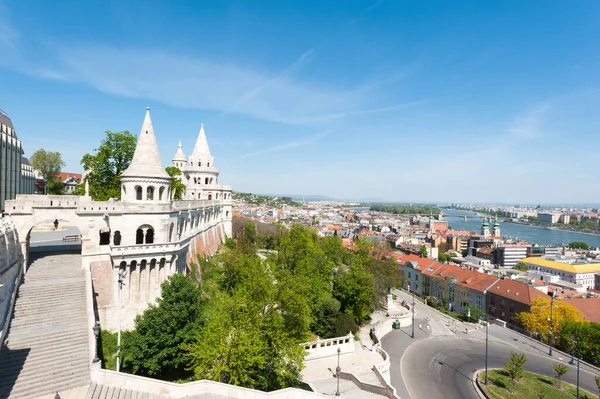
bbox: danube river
[442,209,600,248]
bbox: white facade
[5,108,233,331]
[172,124,232,202]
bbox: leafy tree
[334,262,374,324]
[553,362,568,388]
[569,241,590,250]
[438,253,450,263]
[516,297,583,341]
[504,352,526,392]
[465,306,486,322]
[30,149,65,194]
[122,274,205,380]
[76,130,137,200]
[237,221,257,255]
[558,320,600,367]
[420,245,428,257]
[165,166,186,200]
[513,262,529,271]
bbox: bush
[333,313,359,336]
[100,329,118,370]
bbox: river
[442,208,600,248]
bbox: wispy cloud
[0,1,18,49]
[239,130,332,159]
[507,102,551,140]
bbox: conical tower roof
[121,107,170,179]
[173,140,186,161]
[482,217,489,227]
[190,123,212,160]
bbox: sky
[1,0,600,204]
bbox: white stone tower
[120,107,172,203]
[182,123,220,200]
[481,217,490,237]
[492,216,500,237]
[172,140,187,170]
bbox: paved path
[0,253,91,398]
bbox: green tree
[77,130,137,200]
[122,274,205,380]
[237,221,257,255]
[334,263,374,324]
[513,262,529,271]
[30,149,65,194]
[569,241,590,250]
[165,166,186,200]
[553,362,568,388]
[420,245,428,257]
[438,253,450,263]
[505,352,526,392]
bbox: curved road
[399,336,597,399]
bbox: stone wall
[0,218,23,348]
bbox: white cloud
[0,1,17,49]
[239,130,332,159]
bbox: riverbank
[504,220,600,238]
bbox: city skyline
[1,0,600,203]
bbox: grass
[479,369,596,399]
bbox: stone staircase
[0,253,91,398]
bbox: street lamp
[92,320,100,364]
[408,283,415,338]
[335,347,341,396]
[548,291,555,356]
[484,313,489,385]
[116,269,126,372]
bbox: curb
[472,370,492,399]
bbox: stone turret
[120,107,171,203]
[172,140,187,170]
[182,123,220,200]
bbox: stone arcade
[4,108,232,331]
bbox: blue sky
[1,0,600,203]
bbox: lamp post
[408,283,415,338]
[548,291,555,356]
[92,320,100,364]
[335,347,341,396]
[485,314,489,385]
[116,269,126,372]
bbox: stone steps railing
[300,333,354,360]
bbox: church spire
[121,107,170,179]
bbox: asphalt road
[383,288,600,399]
[399,336,597,399]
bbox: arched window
[99,230,110,246]
[146,228,154,244]
[207,162,210,167]
[208,193,212,200]
[226,211,230,217]
[136,229,144,244]
[159,186,165,201]
[205,177,209,184]
[135,186,142,200]
[147,186,154,201]
[169,223,174,242]
[199,162,202,167]
[194,177,197,184]
[113,231,122,246]
[122,185,126,195]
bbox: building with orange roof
[402,256,436,296]
[486,278,549,326]
[431,264,500,315]
[561,297,600,324]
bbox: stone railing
[111,242,181,256]
[91,369,329,398]
[373,345,391,378]
[0,218,23,349]
[301,333,354,360]
[338,370,398,399]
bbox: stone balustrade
[91,369,329,398]
[301,333,354,361]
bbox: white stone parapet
[301,333,355,361]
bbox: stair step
[0,352,90,381]
[7,327,88,344]
[3,334,89,357]
[0,370,91,399]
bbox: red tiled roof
[488,279,548,305]
[561,297,600,324]
[432,264,499,293]
[57,172,82,183]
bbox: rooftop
[522,257,600,274]
[488,278,548,305]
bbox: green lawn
[479,369,597,399]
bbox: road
[382,288,600,399]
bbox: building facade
[5,108,233,331]
[521,257,600,290]
[0,110,35,212]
